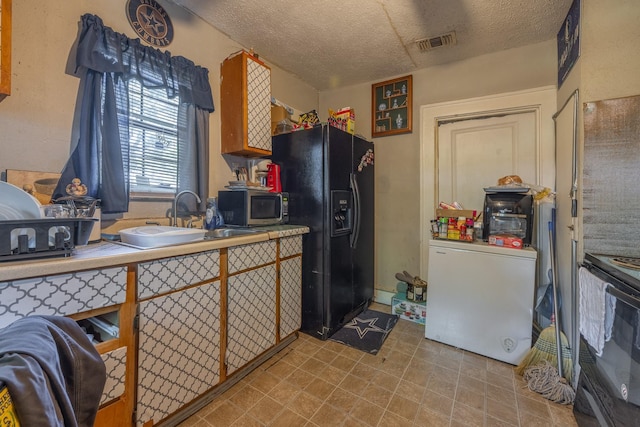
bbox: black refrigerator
[271,125,375,340]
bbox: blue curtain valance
[76,14,214,112]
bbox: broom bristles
[515,325,573,382]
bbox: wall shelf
[372,75,412,137]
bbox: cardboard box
[391,292,426,325]
[271,105,291,135]
[0,386,18,426]
[488,234,523,249]
[435,209,477,219]
[328,107,355,134]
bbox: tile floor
[178,303,578,426]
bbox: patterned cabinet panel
[228,241,276,274]
[246,56,271,152]
[137,250,219,299]
[280,235,303,258]
[220,50,271,156]
[226,265,276,375]
[0,267,127,329]
[280,257,302,338]
[136,281,221,427]
[100,346,127,406]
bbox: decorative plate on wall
[126,0,174,47]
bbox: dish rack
[0,218,97,262]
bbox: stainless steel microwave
[218,190,288,227]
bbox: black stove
[584,253,640,292]
[574,253,640,426]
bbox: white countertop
[0,225,309,282]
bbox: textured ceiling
[169,0,573,91]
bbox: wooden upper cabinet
[0,0,10,101]
[220,50,272,157]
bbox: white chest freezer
[425,239,537,364]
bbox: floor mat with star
[329,309,399,354]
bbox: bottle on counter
[204,197,224,230]
[431,219,439,238]
[439,217,448,238]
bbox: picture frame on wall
[372,75,412,138]
[557,0,580,87]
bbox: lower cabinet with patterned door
[135,249,222,427]
[0,266,131,427]
[226,264,277,375]
[136,281,221,426]
[279,256,302,338]
[279,235,303,339]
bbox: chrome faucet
[172,190,202,227]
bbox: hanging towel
[579,267,616,356]
[635,310,640,350]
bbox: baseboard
[374,289,395,306]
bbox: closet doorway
[419,86,557,278]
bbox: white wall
[320,40,558,294]
[0,0,318,218]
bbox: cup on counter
[43,204,72,218]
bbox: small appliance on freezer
[426,239,537,364]
[482,191,534,245]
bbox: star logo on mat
[344,317,386,339]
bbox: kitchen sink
[119,225,206,248]
[205,228,263,239]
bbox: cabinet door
[138,250,219,299]
[0,266,127,329]
[136,281,221,427]
[228,240,276,273]
[280,256,302,338]
[226,264,276,375]
[220,50,271,156]
[246,55,271,152]
[99,346,127,405]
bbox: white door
[554,92,579,373]
[419,87,557,280]
[437,112,537,212]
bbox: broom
[515,221,573,382]
[515,321,573,382]
[515,220,574,404]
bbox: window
[128,79,180,195]
[55,14,213,214]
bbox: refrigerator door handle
[350,173,361,248]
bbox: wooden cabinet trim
[0,0,11,100]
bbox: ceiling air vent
[416,31,457,52]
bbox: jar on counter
[406,283,415,301]
[431,219,439,238]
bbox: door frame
[419,86,557,279]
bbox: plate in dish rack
[0,181,43,219]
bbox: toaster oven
[482,191,534,245]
